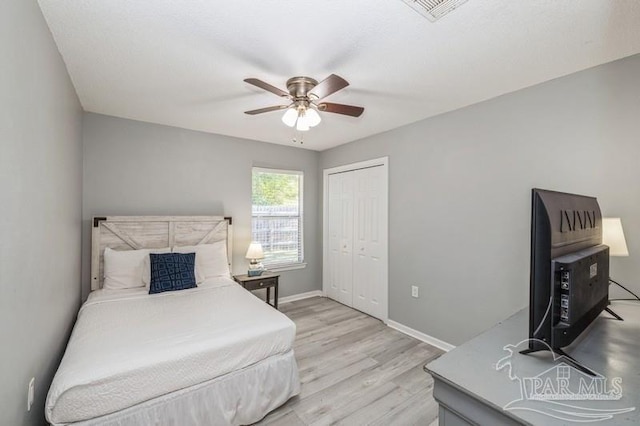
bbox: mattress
[46,277,297,425]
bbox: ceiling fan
[244,74,364,131]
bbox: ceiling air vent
[401,0,468,22]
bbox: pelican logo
[496,339,635,422]
[560,210,596,233]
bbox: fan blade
[244,105,289,115]
[244,78,290,98]
[309,74,349,101]
[317,102,364,117]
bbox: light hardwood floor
[255,297,443,426]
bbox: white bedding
[46,277,297,425]
[75,351,300,426]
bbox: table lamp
[245,242,265,276]
[602,218,629,257]
[603,217,638,301]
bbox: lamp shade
[282,108,298,127]
[245,242,265,260]
[305,108,321,127]
[296,113,310,131]
[603,218,629,257]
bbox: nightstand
[233,272,280,309]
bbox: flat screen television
[524,188,613,374]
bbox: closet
[324,159,388,321]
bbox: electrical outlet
[411,286,419,298]
[27,377,35,412]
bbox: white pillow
[173,241,230,283]
[103,247,149,290]
[142,247,172,289]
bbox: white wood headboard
[91,216,233,291]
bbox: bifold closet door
[327,172,354,306]
[352,166,386,320]
[326,165,387,321]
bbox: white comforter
[45,277,296,425]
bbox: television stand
[605,306,624,321]
[427,303,640,425]
[519,305,624,376]
[519,347,597,376]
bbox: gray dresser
[426,301,640,425]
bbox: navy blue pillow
[149,252,197,294]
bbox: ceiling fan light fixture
[281,108,298,127]
[245,74,363,132]
[296,113,310,131]
[305,108,321,127]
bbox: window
[251,168,304,269]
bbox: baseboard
[279,290,323,304]
[387,320,455,352]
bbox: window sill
[266,263,307,272]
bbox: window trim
[251,167,305,269]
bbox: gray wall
[320,54,640,346]
[0,1,83,425]
[82,113,321,301]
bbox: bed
[45,216,300,425]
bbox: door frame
[322,157,389,323]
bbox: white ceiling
[38,0,640,151]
